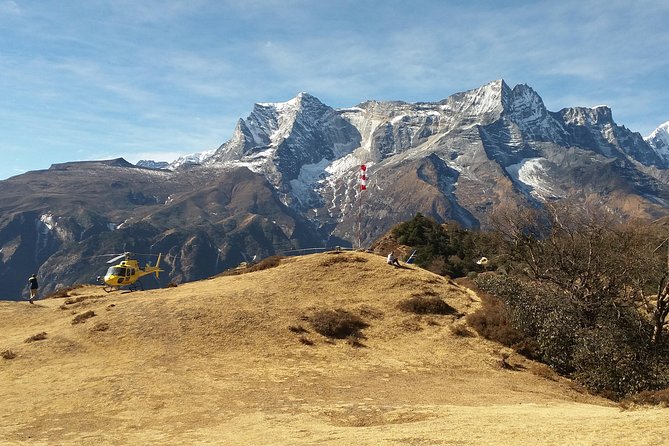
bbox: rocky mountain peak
[561,105,614,127]
[646,121,669,161]
[507,84,546,116]
[435,79,512,126]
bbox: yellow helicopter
[98,252,163,292]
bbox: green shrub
[391,213,482,277]
[473,272,669,398]
[571,328,663,398]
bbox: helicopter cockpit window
[107,266,128,277]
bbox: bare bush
[308,309,368,339]
[398,296,457,315]
[467,286,525,341]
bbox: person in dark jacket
[28,274,38,303]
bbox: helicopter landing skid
[102,279,145,293]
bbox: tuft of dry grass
[72,310,96,325]
[298,336,314,346]
[398,296,457,315]
[498,352,525,371]
[91,322,110,332]
[623,389,669,407]
[2,349,17,360]
[24,332,48,343]
[356,305,384,320]
[346,335,366,348]
[64,296,87,305]
[220,256,285,276]
[43,285,85,300]
[308,309,368,339]
[319,254,368,267]
[450,324,475,337]
[529,363,560,382]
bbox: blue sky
[1,0,668,180]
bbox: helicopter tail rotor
[154,253,162,279]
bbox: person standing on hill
[28,274,39,304]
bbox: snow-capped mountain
[168,149,217,169]
[3,79,668,299]
[194,80,669,238]
[646,121,669,162]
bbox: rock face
[1,80,668,299]
[0,161,325,299]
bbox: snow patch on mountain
[226,147,274,171]
[290,158,331,206]
[136,160,170,170]
[39,213,55,232]
[506,158,562,200]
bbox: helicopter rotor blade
[107,253,127,264]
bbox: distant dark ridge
[48,158,136,171]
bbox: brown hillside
[1,251,667,445]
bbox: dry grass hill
[1,251,667,445]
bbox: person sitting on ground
[387,251,401,267]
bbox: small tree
[492,202,664,333]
